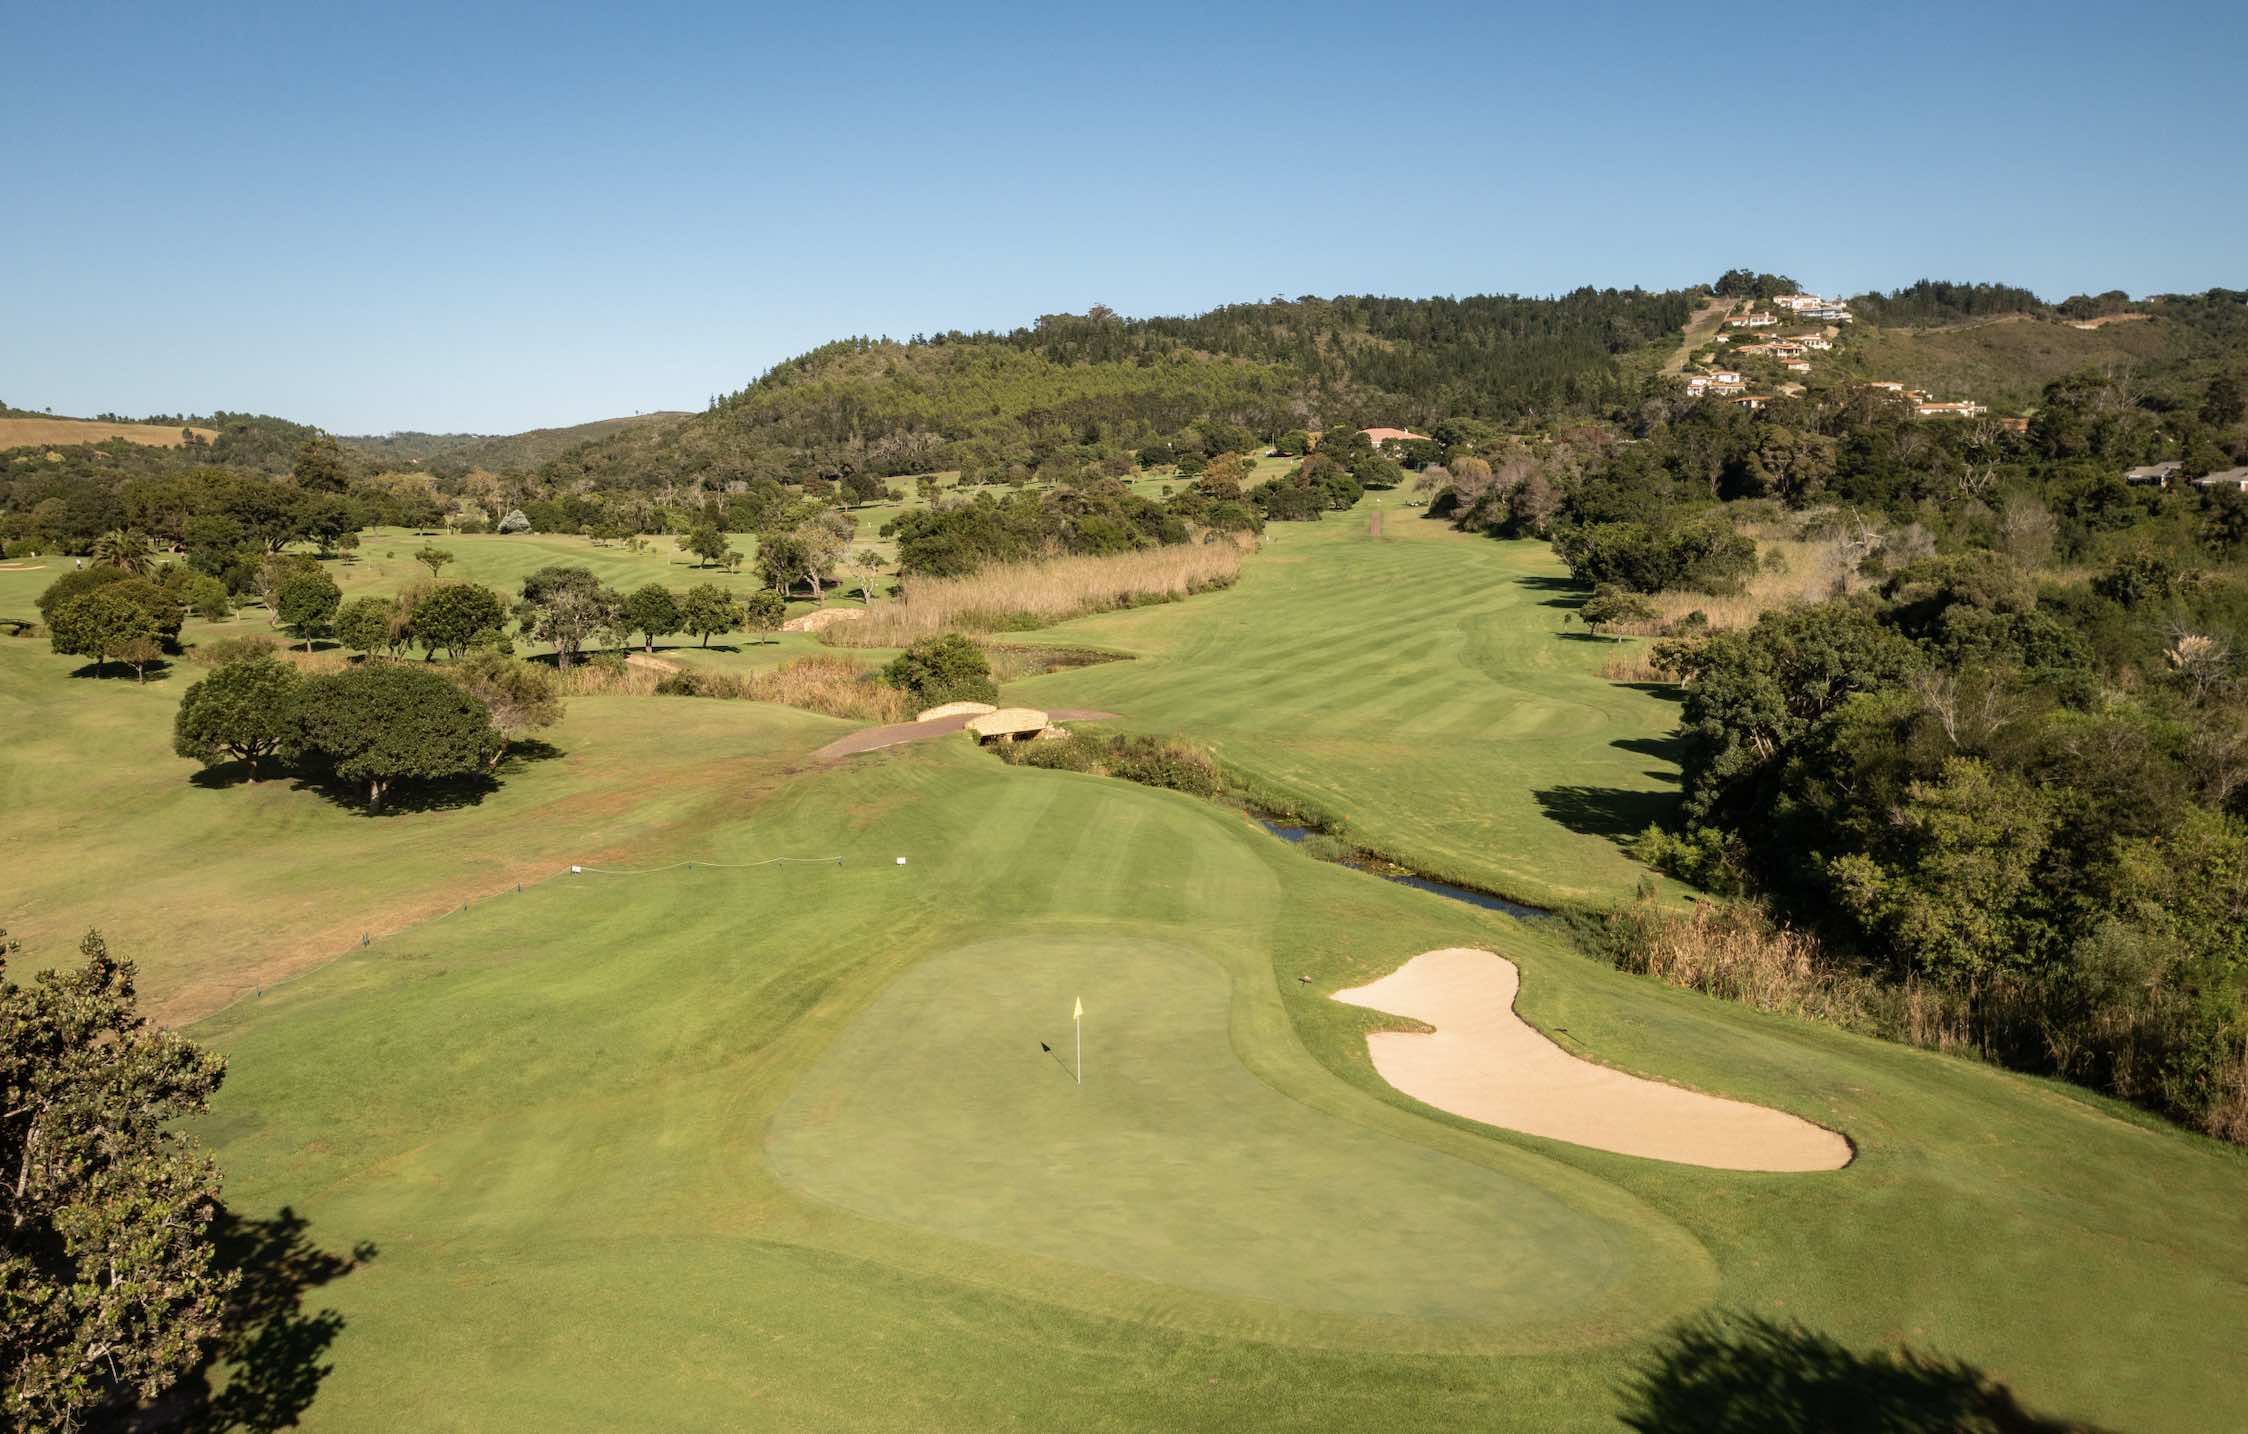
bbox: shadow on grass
[67,659,179,683]
[147,1206,375,1432]
[1618,1314,2113,1433]
[289,770,493,815]
[1516,574,1583,593]
[495,738,565,771]
[187,762,286,791]
[1534,784,1678,841]
[1612,680,1687,702]
[1613,733,1686,764]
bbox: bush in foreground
[0,927,233,1432]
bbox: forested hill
[536,288,1702,492]
[339,412,688,473]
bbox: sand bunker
[1333,948,1851,1172]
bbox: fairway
[164,738,2248,1429]
[770,932,1693,1334]
[1010,505,1680,906]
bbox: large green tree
[683,525,733,569]
[514,567,619,669]
[292,663,503,808]
[409,581,507,660]
[620,584,682,653]
[274,568,342,653]
[34,568,133,629]
[91,528,154,576]
[172,655,304,778]
[47,589,159,676]
[332,596,396,658]
[742,587,787,644]
[679,584,742,647]
[1,928,235,1432]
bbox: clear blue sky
[4,0,2241,434]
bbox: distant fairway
[1012,504,1680,906]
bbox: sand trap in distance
[1334,948,1851,1172]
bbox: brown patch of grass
[562,651,910,723]
[1599,646,1669,683]
[820,543,1244,647]
[739,655,910,723]
[0,416,217,448]
[1590,894,1983,1065]
[1639,526,1874,634]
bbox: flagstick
[1075,998,1082,1085]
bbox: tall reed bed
[820,542,1244,648]
[559,652,910,723]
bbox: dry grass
[820,542,1245,648]
[1605,896,1883,1025]
[1634,528,1872,634]
[559,652,909,723]
[0,416,217,449]
[1596,893,1980,1057]
[1597,645,1667,683]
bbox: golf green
[769,931,1695,1332]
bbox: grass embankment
[178,738,2248,1430]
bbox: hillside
[340,412,689,472]
[538,289,1701,491]
[0,414,218,448]
[1828,311,2207,410]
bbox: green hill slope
[538,289,1701,492]
[340,412,689,472]
[1832,312,2205,409]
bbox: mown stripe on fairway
[1009,515,1680,904]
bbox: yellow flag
[1073,996,1083,1022]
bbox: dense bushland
[1405,291,2248,1137]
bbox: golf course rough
[1334,948,1854,1171]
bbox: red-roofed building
[1359,427,1432,446]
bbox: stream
[1250,815,1551,920]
